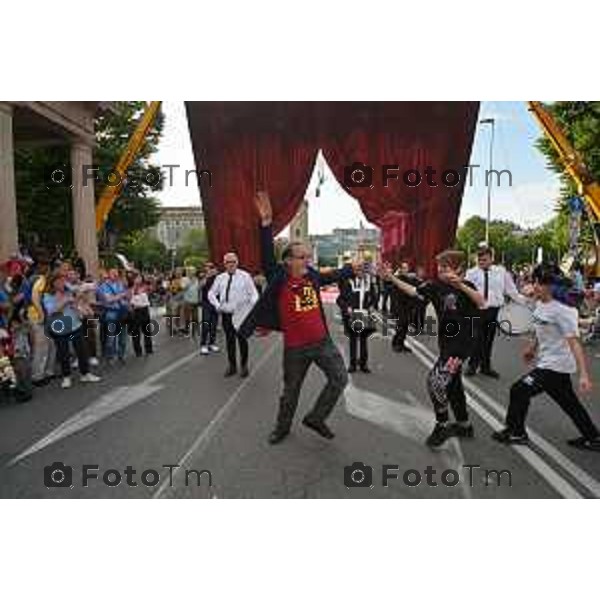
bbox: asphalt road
[1,303,599,499]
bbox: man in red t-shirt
[239,192,355,445]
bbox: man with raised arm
[239,192,354,445]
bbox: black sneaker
[348,364,357,373]
[567,436,600,452]
[426,423,450,447]
[491,428,529,445]
[268,428,290,445]
[481,368,500,379]
[359,364,371,374]
[447,422,475,439]
[302,417,335,440]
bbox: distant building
[152,206,204,250]
[289,200,309,245]
[310,223,380,266]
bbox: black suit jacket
[337,276,378,314]
[238,224,353,338]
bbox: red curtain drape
[185,102,479,274]
[318,102,480,274]
[186,102,318,271]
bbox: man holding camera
[337,263,377,373]
[239,192,354,445]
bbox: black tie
[225,273,233,302]
[483,269,489,301]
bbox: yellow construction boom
[95,101,162,232]
[528,101,600,221]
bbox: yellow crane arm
[528,101,600,221]
[95,101,162,232]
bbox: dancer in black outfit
[383,250,485,447]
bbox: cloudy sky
[152,101,561,234]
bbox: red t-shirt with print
[278,275,327,348]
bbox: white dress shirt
[466,264,520,309]
[349,274,373,312]
[208,269,259,326]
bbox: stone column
[0,102,19,260]
[71,141,99,275]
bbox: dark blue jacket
[238,224,353,338]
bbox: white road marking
[8,350,200,466]
[153,341,280,499]
[407,339,585,499]
[345,380,472,498]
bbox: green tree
[535,101,600,254]
[118,231,169,271]
[178,227,209,265]
[455,214,570,267]
[14,101,164,254]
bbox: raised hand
[445,272,463,288]
[254,191,273,226]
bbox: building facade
[152,205,204,250]
[0,101,112,274]
[310,223,380,266]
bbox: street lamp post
[480,118,496,246]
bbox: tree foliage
[456,214,569,267]
[534,101,600,251]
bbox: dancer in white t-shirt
[493,265,600,451]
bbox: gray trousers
[276,337,348,431]
[30,322,56,382]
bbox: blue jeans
[102,311,128,359]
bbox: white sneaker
[71,360,79,370]
[89,357,100,367]
[80,373,101,383]
[61,377,72,389]
[209,345,219,352]
[200,346,209,355]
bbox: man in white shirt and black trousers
[208,253,259,378]
[465,246,520,378]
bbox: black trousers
[53,329,89,377]
[221,312,248,368]
[392,305,411,350]
[342,316,370,367]
[426,357,469,423]
[412,303,426,334]
[201,305,218,346]
[130,307,153,356]
[276,337,348,431]
[506,369,599,438]
[470,307,500,371]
